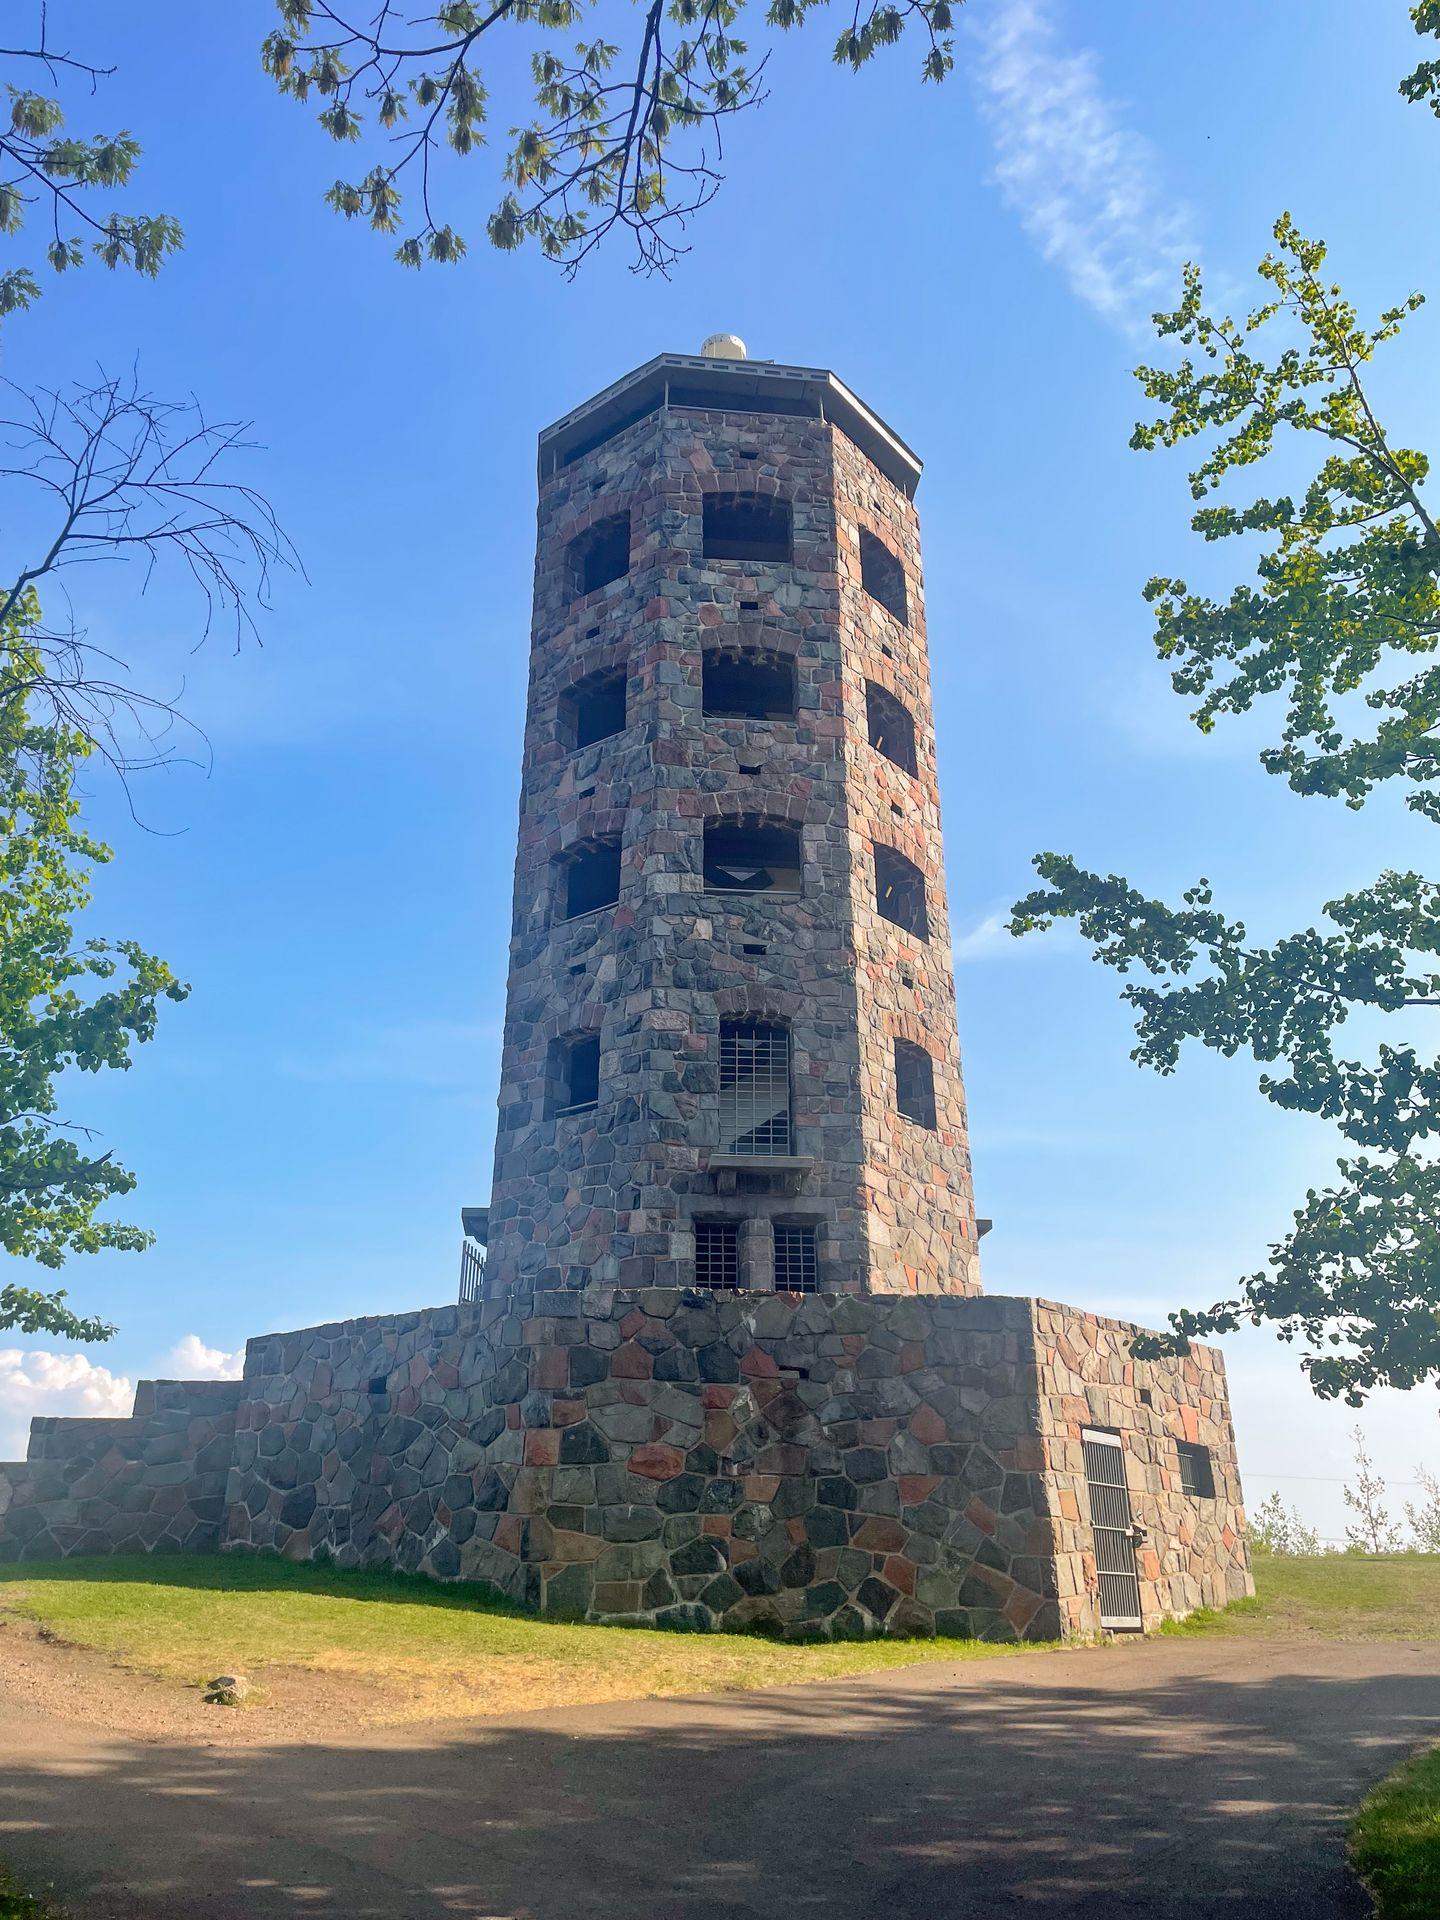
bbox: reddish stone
[533,1347,568,1390]
[524,1429,560,1466]
[701,1385,736,1410]
[739,1346,779,1379]
[881,1554,916,1596]
[628,1443,685,1481]
[744,1474,781,1503]
[495,1513,525,1555]
[857,1418,897,1446]
[910,1404,947,1446]
[966,1497,997,1536]
[619,1309,647,1339]
[702,1515,733,1537]
[610,1342,653,1380]
[1181,1405,1201,1444]
[899,1342,926,1374]
[550,1398,587,1427]
[852,1516,906,1553]
[899,1475,941,1507]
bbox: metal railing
[459,1235,486,1306]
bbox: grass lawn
[1352,1744,1440,1920]
[0,1553,1047,1723]
[1162,1551,1440,1642]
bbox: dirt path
[3,1636,1439,1917]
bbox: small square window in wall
[874,843,928,939]
[866,682,918,776]
[859,529,908,625]
[695,1218,741,1289]
[773,1222,818,1293]
[1177,1441,1216,1498]
[547,1033,600,1118]
[560,839,622,920]
[561,667,627,751]
[893,1038,937,1129]
[703,493,793,564]
[568,513,631,599]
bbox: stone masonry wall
[0,1294,1249,1637]
[0,1378,240,1560]
[1032,1301,1253,1635]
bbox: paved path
[3,1638,1439,1917]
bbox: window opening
[695,1218,741,1289]
[894,1039,937,1128]
[866,682,918,776]
[562,667,627,750]
[773,1222,818,1293]
[1177,1442,1216,1498]
[703,492,792,564]
[703,648,795,720]
[719,1020,791,1157]
[859,529,908,624]
[548,1033,600,1117]
[568,513,631,598]
[704,820,802,895]
[560,839,621,919]
[875,843,928,938]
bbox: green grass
[0,1554,1051,1724]
[1352,1744,1440,1919]
[1158,1551,1440,1642]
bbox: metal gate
[1082,1428,1142,1630]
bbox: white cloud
[970,0,1198,333]
[165,1334,245,1382]
[0,1348,133,1460]
[952,907,1079,964]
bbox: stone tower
[483,344,982,1299]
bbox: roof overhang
[537,353,923,498]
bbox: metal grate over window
[773,1222,818,1293]
[695,1218,740,1289]
[719,1020,791,1156]
[1177,1441,1216,1498]
[1083,1428,1143,1629]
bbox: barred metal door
[719,1022,791,1156]
[1083,1427,1142,1629]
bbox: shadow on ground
[2,1640,1437,1918]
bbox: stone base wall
[0,1292,1252,1640]
[0,1379,240,1559]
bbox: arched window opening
[703,492,793,564]
[703,648,795,721]
[874,843,928,939]
[703,820,802,895]
[561,667,627,750]
[719,1019,791,1157]
[866,682,918,777]
[860,528,908,625]
[558,839,621,920]
[894,1038,937,1129]
[547,1033,600,1117]
[567,513,631,598]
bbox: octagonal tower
[483,345,981,1297]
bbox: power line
[1248,1470,1430,1487]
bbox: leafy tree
[262,0,955,275]
[1011,217,1440,1405]
[1,591,187,1341]
[1343,1427,1402,1554]
[0,12,181,317]
[1250,1491,1322,1556]
[1402,0,1440,118]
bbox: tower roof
[538,352,923,498]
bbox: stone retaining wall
[0,1378,240,1560]
[0,1291,1251,1640]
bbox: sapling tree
[1011,218,1440,1404]
[1343,1428,1402,1554]
[1250,1491,1322,1556]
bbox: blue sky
[3,0,1437,1543]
